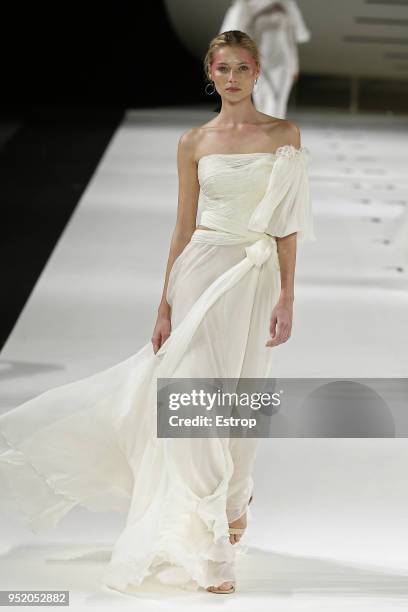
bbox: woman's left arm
[266,232,297,347]
[265,121,302,348]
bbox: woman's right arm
[151,129,200,354]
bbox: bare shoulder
[277,119,300,148]
[177,127,201,164]
[179,121,223,163]
[280,120,301,148]
[264,117,301,149]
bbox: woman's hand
[265,298,293,348]
[151,313,172,354]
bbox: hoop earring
[205,81,216,95]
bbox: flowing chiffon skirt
[0,228,281,592]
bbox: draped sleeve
[247,144,316,244]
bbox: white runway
[1,107,408,609]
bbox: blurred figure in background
[220,0,311,118]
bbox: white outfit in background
[220,0,311,118]
[0,145,315,592]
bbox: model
[0,30,316,595]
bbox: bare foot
[228,510,247,545]
[207,580,235,593]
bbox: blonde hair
[203,30,260,83]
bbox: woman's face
[209,46,259,99]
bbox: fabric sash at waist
[154,228,280,372]
[191,229,279,268]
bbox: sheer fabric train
[0,144,315,592]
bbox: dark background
[1,1,204,114]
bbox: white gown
[0,144,316,592]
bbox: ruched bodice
[198,153,276,240]
[197,144,316,246]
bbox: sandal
[206,582,235,594]
[206,495,253,594]
[228,494,253,540]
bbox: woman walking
[0,30,315,595]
